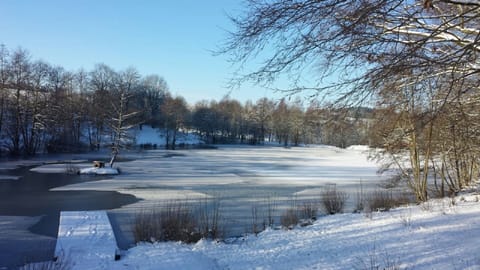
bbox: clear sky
[0,0,285,104]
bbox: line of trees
[0,45,370,156]
[0,45,167,156]
[190,98,371,147]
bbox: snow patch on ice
[79,167,119,175]
[0,175,20,180]
[0,160,44,170]
[30,163,74,174]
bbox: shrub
[367,190,395,212]
[278,199,317,229]
[133,209,158,243]
[280,208,299,229]
[366,190,411,212]
[264,194,278,227]
[64,163,79,175]
[133,202,200,244]
[321,185,348,214]
[354,180,366,213]
[299,200,318,220]
[250,204,265,234]
[133,197,224,243]
[161,202,199,243]
[249,194,278,234]
[197,194,224,239]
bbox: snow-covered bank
[52,192,480,269]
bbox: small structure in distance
[78,161,119,175]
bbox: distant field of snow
[51,193,480,270]
[134,125,203,146]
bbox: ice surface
[0,175,20,180]
[31,164,119,175]
[51,144,384,190]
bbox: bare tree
[161,95,189,150]
[253,97,275,143]
[223,0,480,102]
[88,63,117,149]
[289,98,305,146]
[0,44,9,138]
[109,91,139,167]
[0,45,178,157]
[192,101,220,144]
[6,48,31,155]
[137,74,168,127]
[303,101,322,144]
[223,0,480,201]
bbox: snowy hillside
[134,125,203,146]
[47,193,480,270]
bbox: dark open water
[0,166,139,269]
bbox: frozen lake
[1,145,391,268]
[45,145,390,248]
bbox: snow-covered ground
[47,193,480,270]
[55,211,117,267]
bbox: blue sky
[0,0,285,104]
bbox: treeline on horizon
[0,45,373,156]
